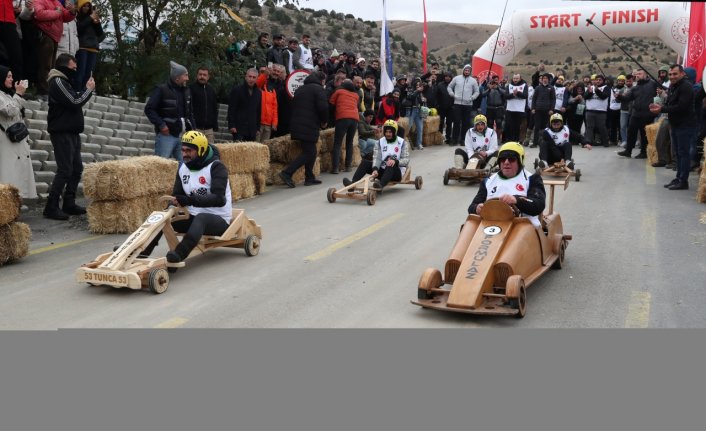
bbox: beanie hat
[170,61,188,81]
[78,0,92,8]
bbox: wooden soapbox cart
[326,167,423,206]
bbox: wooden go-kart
[534,157,581,182]
[411,177,572,318]
[326,167,423,206]
[443,153,497,185]
[76,196,262,294]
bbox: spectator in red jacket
[256,65,278,142]
[329,78,360,173]
[0,0,23,81]
[33,0,75,97]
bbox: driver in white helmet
[468,142,546,228]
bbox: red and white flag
[685,2,706,82]
[422,0,428,73]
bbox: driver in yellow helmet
[455,113,498,169]
[142,131,233,263]
[468,142,546,228]
[538,113,591,170]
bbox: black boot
[62,198,87,215]
[43,194,69,220]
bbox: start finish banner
[471,2,689,82]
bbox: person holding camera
[74,0,103,90]
[144,60,195,161]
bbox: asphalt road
[3,142,706,328]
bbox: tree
[295,21,304,34]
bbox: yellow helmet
[382,119,398,134]
[181,131,209,157]
[497,142,525,165]
[550,113,564,124]
[617,74,626,81]
[473,114,487,126]
[429,108,438,116]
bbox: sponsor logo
[516,184,525,192]
[199,176,207,185]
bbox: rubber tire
[443,169,450,185]
[415,176,423,190]
[575,169,581,182]
[552,240,566,269]
[148,268,169,294]
[244,235,260,257]
[366,190,377,206]
[326,187,337,203]
[534,158,539,169]
[505,275,526,318]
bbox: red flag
[422,0,428,73]
[685,2,706,82]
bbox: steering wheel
[486,198,521,217]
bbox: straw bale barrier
[645,119,662,166]
[0,184,21,226]
[397,117,410,140]
[700,212,706,225]
[229,174,257,201]
[0,222,31,265]
[215,142,270,174]
[87,194,164,234]
[83,156,178,201]
[320,144,360,173]
[267,158,321,186]
[253,172,267,195]
[697,162,706,204]
[265,136,302,163]
[318,128,336,153]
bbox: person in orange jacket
[256,65,279,142]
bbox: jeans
[620,111,630,144]
[333,118,358,171]
[155,133,183,161]
[359,138,376,157]
[408,107,424,148]
[75,49,98,90]
[671,126,697,184]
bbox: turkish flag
[422,0,428,73]
[686,2,706,83]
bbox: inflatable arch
[471,2,689,81]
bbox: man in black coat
[616,69,659,159]
[531,73,556,148]
[435,72,454,144]
[43,53,95,220]
[227,68,261,141]
[279,71,329,188]
[189,66,219,144]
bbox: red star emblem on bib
[564,133,569,138]
[516,184,525,192]
[199,176,206,185]
[395,147,399,153]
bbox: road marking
[155,317,189,328]
[625,291,651,328]
[641,212,656,250]
[645,162,656,185]
[305,213,405,261]
[29,236,102,255]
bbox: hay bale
[83,156,178,201]
[0,222,31,265]
[253,172,267,194]
[87,194,165,234]
[0,184,21,225]
[268,158,321,185]
[425,116,440,134]
[264,136,300,163]
[215,142,270,174]
[700,212,706,224]
[697,165,706,204]
[319,128,336,153]
[229,174,257,201]
[645,119,662,165]
[397,117,410,139]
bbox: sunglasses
[498,156,518,163]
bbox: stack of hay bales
[318,128,361,173]
[697,154,706,204]
[397,117,410,142]
[422,116,443,146]
[215,142,270,201]
[0,184,31,265]
[265,135,321,185]
[644,118,663,165]
[83,156,178,234]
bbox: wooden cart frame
[443,154,498,186]
[76,196,262,294]
[534,157,582,181]
[326,167,423,206]
[411,176,571,318]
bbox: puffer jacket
[329,80,360,121]
[57,20,78,56]
[447,74,479,106]
[289,73,329,142]
[618,78,659,119]
[33,0,75,43]
[256,74,278,128]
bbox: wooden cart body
[76,198,262,294]
[443,154,497,185]
[412,177,571,317]
[534,158,582,182]
[326,167,423,206]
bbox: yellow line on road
[155,317,189,328]
[29,236,102,255]
[645,162,656,185]
[625,291,651,328]
[641,212,656,250]
[305,213,405,261]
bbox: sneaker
[663,179,679,188]
[329,168,339,174]
[166,251,182,263]
[43,207,69,221]
[278,171,295,188]
[665,163,676,169]
[62,204,87,215]
[634,152,647,159]
[617,150,631,158]
[373,179,383,190]
[342,178,352,187]
[528,143,537,148]
[537,160,546,169]
[343,166,351,172]
[304,179,322,186]
[668,182,689,190]
[651,162,666,167]
[567,161,575,170]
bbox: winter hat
[684,67,696,83]
[356,58,366,64]
[170,61,188,81]
[331,49,339,58]
[78,0,92,8]
[463,64,471,71]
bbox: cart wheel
[534,158,539,169]
[575,169,581,182]
[326,187,337,203]
[244,235,260,257]
[552,240,566,269]
[148,268,169,294]
[414,176,423,190]
[443,169,450,185]
[505,275,526,318]
[418,268,443,300]
[366,190,377,205]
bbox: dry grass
[229,174,257,201]
[0,184,21,225]
[264,136,303,163]
[87,194,165,234]
[700,212,706,224]
[83,156,178,201]
[253,172,267,195]
[268,158,321,185]
[215,142,270,174]
[644,119,662,166]
[697,164,706,204]
[0,222,31,265]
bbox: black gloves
[174,195,192,206]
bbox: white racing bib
[378,137,406,176]
[585,85,608,111]
[506,83,526,112]
[485,169,540,228]
[178,161,233,224]
[465,128,497,155]
[545,125,570,146]
[554,86,566,110]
